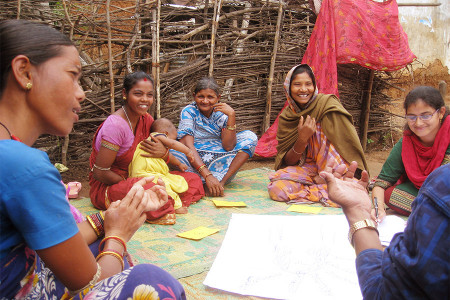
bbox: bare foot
[175,206,188,214]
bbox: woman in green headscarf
[268,64,368,207]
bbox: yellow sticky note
[287,205,323,214]
[213,200,247,207]
[177,226,219,240]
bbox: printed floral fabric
[2,240,186,300]
[302,0,416,97]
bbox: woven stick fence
[1,0,398,166]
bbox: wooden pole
[203,0,209,18]
[262,1,283,133]
[223,1,251,101]
[17,0,21,19]
[126,0,141,73]
[156,0,161,118]
[209,0,222,77]
[106,0,115,114]
[360,69,375,151]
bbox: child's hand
[179,163,189,172]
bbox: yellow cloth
[129,140,188,209]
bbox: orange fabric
[268,124,349,207]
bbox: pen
[373,197,379,223]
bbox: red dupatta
[402,117,450,189]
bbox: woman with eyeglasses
[371,86,449,221]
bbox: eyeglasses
[405,109,439,122]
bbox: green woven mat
[72,167,343,279]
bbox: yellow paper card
[213,200,247,207]
[177,226,219,240]
[287,205,323,214]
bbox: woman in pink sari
[89,72,204,225]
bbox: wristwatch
[348,219,378,246]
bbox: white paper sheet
[378,215,407,246]
[203,214,362,300]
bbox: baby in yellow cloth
[129,118,194,213]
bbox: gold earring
[123,96,126,100]
[26,82,32,90]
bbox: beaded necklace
[122,106,133,132]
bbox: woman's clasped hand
[104,177,168,238]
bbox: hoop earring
[26,82,32,90]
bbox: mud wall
[398,0,449,69]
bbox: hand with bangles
[199,164,224,197]
[83,177,169,280]
[104,177,168,240]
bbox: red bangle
[99,236,127,253]
[100,248,124,258]
[86,212,105,237]
[197,164,207,172]
[162,148,170,163]
[165,151,170,164]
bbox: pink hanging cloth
[255,0,416,157]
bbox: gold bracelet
[197,164,207,172]
[348,219,378,246]
[96,251,124,271]
[224,124,236,131]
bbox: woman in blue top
[0,19,185,299]
[172,77,258,197]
